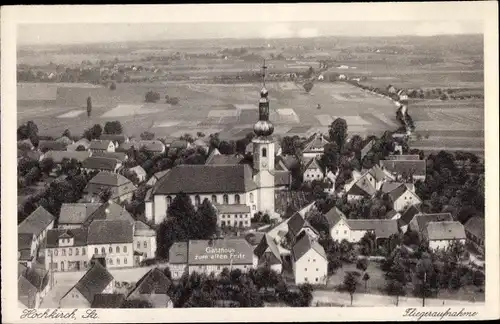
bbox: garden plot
[153,120,182,128]
[57,110,86,118]
[315,114,334,126]
[208,110,240,118]
[100,104,161,118]
[272,109,300,124]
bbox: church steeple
[254,59,274,137]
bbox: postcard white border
[2,2,499,322]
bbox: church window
[144,241,147,248]
[123,246,127,253]
[211,195,217,204]
[167,196,172,205]
[82,248,86,255]
[137,241,140,248]
[221,221,225,227]
[262,148,267,157]
[109,258,113,265]
[116,246,120,253]
[250,193,254,203]
[101,247,105,254]
[223,194,229,204]
[195,195,201,206]
[69,248,72,256]
[117,258,120,265]
[234,194,241,204]
[94,248,98,255]
[252,205,256,211]
[109,247,113,254]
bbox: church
[145,63,281,225]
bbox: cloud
[297,28,319,38]
[414,21,464,36]
[261,23,294,39]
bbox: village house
[193,138,210,154]
[42,150,92,165]
[66,138,91,151]
[423,221,466,251]
[18,233,37,268]
[133,221,157,260]
[21,266,51,304]
[91,294,126,308]
[408,213,454,235]
[301,133,330,159]
[345,173,377,202]
[129,165,147,182]
[397,205,421,233]
[38,140,68,152]
[84,171,137,203]
[82,156,122,173]
[381,182,422,212]
[303,157,325,182]
[464,216,485,255]
[273,169,292,190]
[44,228,89,272]
[360,139,375,160]
[286,212,320,242]
[291,234,328,285]
[18,206,55,253]
[89,140,116,153]
[86,220,134,269]
[146,169,170,187]
[214,204,252,229]
[168,242,188,279]
[82,200,135,226]
[59,262,115,308]
[99,134,130,147]
[126,268,174,308]
[253,234,283,273]
[92,151,128,163]
[379,159,426,182]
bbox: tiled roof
[188,239,254,265]
[368,165,388,182]
[254,234,282,266]
[273,170,291,187]
[92,151,128,162]
[91,293,126,308]
[138,140,166,152]
[360,139,375,159]
[348,177,376,197]
[84,200,134,225]
[85,172,136,199]
[82,156,120,171]
[66,138,91,151]
[43,150,91,163]
[347,219,399,239]
[59,203,101,225]
[287,212,306,237]
[168,242,188,264]
[398,205,421,227]
[424,221,466,241]
[292,233,326,261]
[99,134,129,144]
[87,220,134,244]
[380,159,426,177]
[387,184,410,202]
[45,228,88,248]
[464,216,485,240]
[324,207,347,229]
[381,182,405,194]
[154,164,257,194]
[23,267,49,292]
[18,233,34,250]
[128,268,172,296]
[72,263,114,303]
[169,140,189,150]
[89,140,112,150]
[18,206,55,237]
[276,155,300,171]
[38,140,68,151]
[134,221,155,237]
[206,154,245,166]
[214,204,251,214]
[302,133,329,152]
[413,213,453,233]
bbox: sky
[17,20,483,46]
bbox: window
[62,249,66,256]
[305,277,308,282]
[137,241,140,248]
[94,248,98,255]
[167,196,172,205]
[223,194,229,204]
[305,268,307,271]
[101,247,105,254]
[53,263,58,270]
[83,261,87,268]
[316,268,319,271]
[344,230,347,234]
[234,194,241,204]
[211,195,217,204]
[109,247,113,254]
[117,258,120,265]
[245,221,249,225]
[116,246,120,253]
[123,246,127,253]
[315,278,319,282]
[217,266,221,270]
[195,195,201,206]
[252,205,256,211]
[144,241,147,248]
[109,258,113,265]
[240,215,243,219]
[221,221,225,227]
[124,258,127,264]
[69,248,72,256]
[313,259,316,262]
[262,148,267,157]
[336,230,339,235]
[250,193,254,203]
[61,261,65,271]
[75,248,79,256]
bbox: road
[312,290,482,307]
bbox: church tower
[252,60,278,219]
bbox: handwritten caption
[403,308,478,321]
[21,309,98,320]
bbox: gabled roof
[91,293,126,308]
[137,140,166,152]
[348,176,376,197]
[88,171,132,187]
[128,268,172,296]
[360,139,375,159]
[254,234,282,266]
[134,221,155,237]
[398,205,421,227]
[214,204,251,214]
[464,216,485,240]
[169,242,188,264]
[59,203,101,225]
[38,140,68,151]
[82,156,120,171]
[18,233,35,251]
[206,148,221,163]
[154,164,257,195]
[90,140,113,150]
[380,182,405,194]
[302,133,329,152]
[304,157,323,171]
[43,150,91,163]
[99,134,129,144]
[18,206,55,237]
[412,213,454,232]
[424,221,466,241]
[387,184,411,202]
[66,138,91,151]
[292,233,326,261]
[45,228,88,248]
[287,212,306,237]
[324,207,347,229]
[18,276,38,308]
[368,165,388,182]
[87,220,134,244]
[23,267,50,293]
[206,154,245,166]
[71,263,114,303]
[346,219,399,238]
[92,151,128,162]
[380,159,426,177]
[83,200,134,225]
[277,155,300,171]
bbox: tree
[98,188,112,202]
[145,91,161,103]
[87,96,92,117]
[320,142,339,174]
[362,273,370,291]
[218,140,236,155]
[140,131,155,140]
[39,158,55,176]
[297,283,314,307]
[386,279,406,306]
[329,118,348,151]
[194,199,218,240]
[163,267,172,280]
[356,259,368,272]
[76,145,87,151]
[104,121,123,134]
[62,129,71,138]
[303,81,314,93]
[343,271,358,306]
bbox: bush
[145,91,161,103]
[356,259,368,272]
[166,96,180,105]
